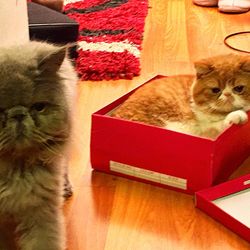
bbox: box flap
[196,174,250,242]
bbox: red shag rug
[64,0,148,81]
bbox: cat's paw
[63,183,73,199]
[224,110,248,127]
[63,174,73,199]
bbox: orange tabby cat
[112,54,250,139]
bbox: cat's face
[192,54,250,114]
[0,42,70,156]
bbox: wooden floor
[66,1,250,249]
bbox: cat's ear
[194,61,214,79]
[38,46,67,73]
[240,58,250,72]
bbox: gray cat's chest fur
[0,157,62,215]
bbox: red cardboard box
[90,76,250,194]
[195,174,250,242]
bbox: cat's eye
[211,87,221,94]
[233,85,244,93]
[32,102,47,112]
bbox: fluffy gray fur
[0,41,78,250]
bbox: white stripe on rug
[78,40,141,58]
[64,0,81,5]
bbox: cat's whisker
[33,131,55,143]
[33,132,51,143]
[33,130,67,142]
[33,133,63,156]
[0,134,12,150]
[44,132,69,141]
[41,142,62,156]
[33,133,62,156]
[33,135,64,150]
[0,133,9,142]
[0,136,9,145]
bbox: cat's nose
[12,114,26,122]
[8,106,28,122]
[223,92,231,97]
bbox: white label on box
[110,161,187,190]
[213,188,250,228]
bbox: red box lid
[195,174,250,242]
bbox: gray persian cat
[0,41,77,250]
